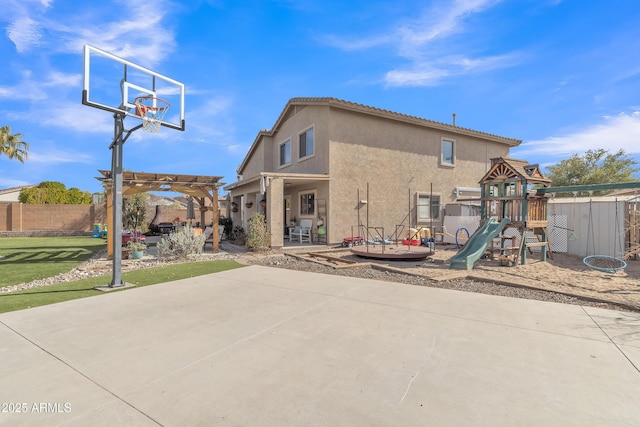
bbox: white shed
[547,195,639,259]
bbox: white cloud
[397,0,500,53]
[226,144,245,154]
[0,176,32,188]
[0,77,48,100]
[7,17,42,52]
[6,0,176,66]
[384,68,449,87]
[512,112,640,160]
[385,53,518,87]
[321,34,392,51]
[40,101,114,134]
[43,71,81,88]
[0,71,80,101]
[323,0,515,87]
[28,147,95,165]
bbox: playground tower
[479,157,552,265]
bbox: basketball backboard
[82,44,185,131]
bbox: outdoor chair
[290,219,312,243]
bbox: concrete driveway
[1,265,639,426]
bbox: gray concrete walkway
[1,266,639,426]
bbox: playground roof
[480,157,551,185]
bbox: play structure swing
[582,195,627,273]
[549,192,577,241]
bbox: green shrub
[157,225,206,260]
[246,212,270,252]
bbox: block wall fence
[0,203,212,236]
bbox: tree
[67,188,92,204]
[123,193,148,232]
[19,181,92,204]
[545,149,639,193]
[0,126,29,163]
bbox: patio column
[267,177,284,248]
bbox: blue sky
[2,0,640,195]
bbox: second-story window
[441,139,455,166]
[299,127,314,159]
[279,139,291,167]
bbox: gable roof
[480,157,551,185]
[237,97,522,174]
[0,184,37,201]
[0,184,36,195]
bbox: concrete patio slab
[1,265,639,426]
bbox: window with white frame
[299,191,315,216]
[279,139,291,167]
[299,127,314,159]
[441,139,455,166]
[417,194,441,221]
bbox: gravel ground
[245,253,638,313]
[3,247,636,313]
[0,250,241,294]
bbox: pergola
[97,170,225,256]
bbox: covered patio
[224,172,330,249]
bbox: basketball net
[134,95,170,133]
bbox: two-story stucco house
[224,97,521,248]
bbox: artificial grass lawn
[0,259,245,314]
[0,236,107,286]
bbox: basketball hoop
[134,95,170,133]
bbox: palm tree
[0,126,30,163]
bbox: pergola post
[212,186,219,252]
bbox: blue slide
[449,218,511,270]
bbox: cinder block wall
[0,203,107,232]
[0,203,8,231]
[0,203,220,234]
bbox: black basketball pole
[109,113,125,287]
[108,115,143,288]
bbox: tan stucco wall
[326,108,510,243]
[267,105,331,176]
[241,140,268,180]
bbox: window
[417,194,440,220]
[441,139,454,165]
[279,139,291,166]
[299,127,314,159]
[300,191,315,216]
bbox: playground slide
[449,218,511,270]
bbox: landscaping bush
[246,212,270,252]
[157,225,206,260]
